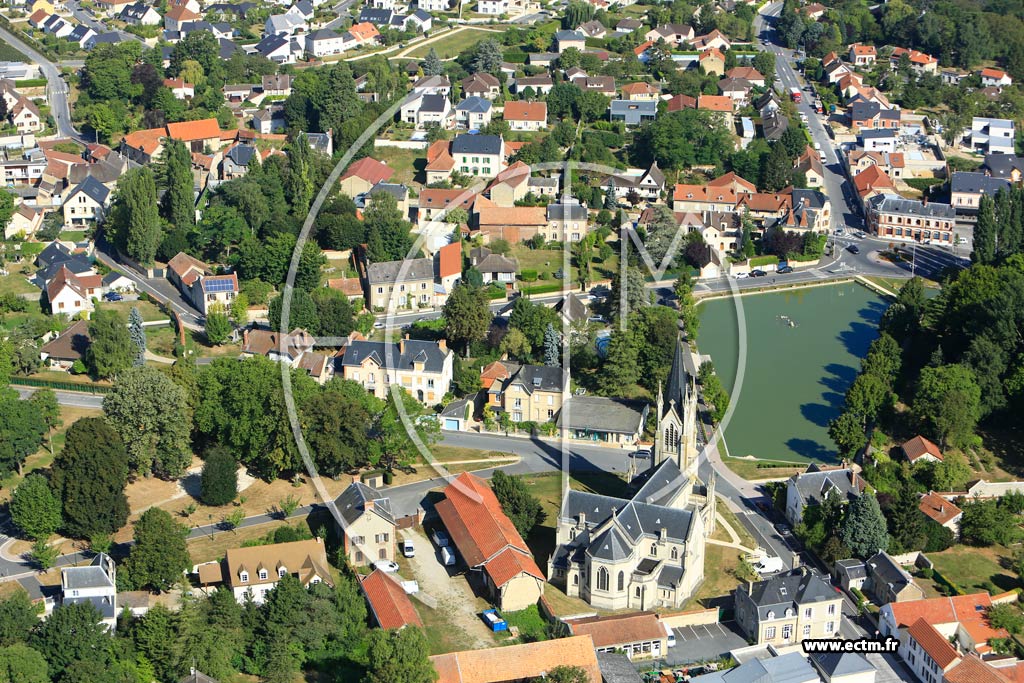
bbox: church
[547,338,717,610]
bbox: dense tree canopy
[51,417,130,539]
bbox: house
[412,76,451,97]
[833,559,867,593]
[305,29,348,57]
[167,252,237,316]
[503,101,547,131]
[667,93,697,112]
[554,30,586,53]
[337,482,396,566]
[692,29,730,51]
[700,652,821,683]
[602,162,666,201]
[253,106,286,134]
[163,78,195,100]
[254,34,300,64]
[47,266,99,316]
[980,153,1024,182]
[762,110,789,142]
[461,72,500,100]
[573,75,617,97]
[967,117,1016,155]
[544,196,588,242]
[859,129,899,153]
[850,101,900,131]
[621,82,660,101]
[430,636,601,683]
[980,68,1013,89]
[853,166,897,203]
[553,291,588,326]
[6,202,42,239]
[221,143,257,180]
[401,93,453,129]
[698,48,726,76]
[878,592,1010,656]
[784,466,864,526]
[848,43,877,67]
[865,551,925,604]
[482,361,568,423]
[477,0,508,14]
[451,134,504,178]
[697,94,733,120]
[644,23,693,46]
[455,96,492,130]
[717,77,752,105]
[565,613,668,661]
[513,75,554,95]
[889,47,938,74]
[868,196,956,245]
[61,554,118,630]
[474,252,517,288]
[40,319,91,369]
[166,118,223,153]
[435,472,545,611]
[473,200,546,242]
[265,9,307,36]
[119,2,161,24]
[10,97,41,133]
[361,569,422,630]
[798,2,826,18]
[789,188,831,231]
[577,19,606,38]
[418,0,450,10]
[795,146,825,188]
[919,491,963,537]
[609,100,657,127]
[338,337,453,404]
[366,257,435,310]
[950,172,1011,213]
[435,240,462,295]
[164,4,199,30]
[734,569,843,646]
[223,539,333,604]
[240,327,331,383]
[673,184,737,214]
[348,21,381,46]
[808,652,876,683]
[339,157,394,197]
[417,187,476,222]
[725,66,765,87]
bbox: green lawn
[406,28,499,59]
[58,230,87,242]
[373,146,422,186]
[0,39,27,62]
[0,271,39,297]
[928,545,1020,594]
[720,456,806,482]
[97,299,168,322]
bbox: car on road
[734,271,749,279]
[401,540,415,558]
[103,291,124,301]
[587,315,607,324]
[777,265,794,274]
[847,244,860,254]
[775,523,792,536]
[833,228,844,236]
[854,231,866,239]
[431,529,449,547]
[374,560,399,573]
[750,269,767,277]
[631,448,652,459]
[813,141,822,151]
[373,321,385,329]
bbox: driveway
[399,527,494,649]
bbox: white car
[374,560,400,573]
[734,272,750,279]
[401,540,415,558]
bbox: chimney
[364,499,375,511]
[399,337,406,354]
[922,195,928,206]
[438,338,448,352]
[939,504,945,514]
[660,527,667,541]
[243,328,249,346]
[578,512,585,526]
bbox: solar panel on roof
[204,277,235,292]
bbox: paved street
[0,25,79,140]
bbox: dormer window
[278,567,287,577]
[767,610,775,620]
[240,571,249,582]
[259,570,268,581]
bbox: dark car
[750,269,767,277]
[103,291,124,301]
[847,244,860,254]
[777,265,794,274]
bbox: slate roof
[337,481,394,526]
[62,555,115,590]
[951,171,1011,196]
[834,558,866,581]
[339,338,449,374]
[420,93,449,113]
[740,569,839,621]
[367,257,434,284]
[226,144,256,166]
[633,458,688,508]
[451,134,502,156]
[869,195,956,220]
[596,652,644,683]
[456,96,492,114]
[554,291,588,323]
[547,198,587,220]
[788,468,863,508]
[809,650,873,679]
[700,652,819,683]
[588,525,632,561]
[980,153,1024,179]
[561,489,622,527]
[556,396,648,435]
[65,176,109,206]
[866,551,915,594]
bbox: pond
[697,283,887,463]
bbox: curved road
[0,24,79,140]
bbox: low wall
[374,139,428,150]
[657,607,719,628]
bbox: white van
[441,546,456,566]
[663,623,676,647]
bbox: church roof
[663,337,692,410]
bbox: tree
[372,388,439,471]
[0,591,39,647]
[301,381,375,476]
[109,167,163,266]
[500,328,530,360]
[31,602,110,678]
[0,191,14,237]
[422,49,443,76]
[973,194,998,264]
[862,333,901,388]
[443,283,491,355]
[541,322,562,367]
[929,451,971,492]
[204,302,232,345]
[311,287,355,337]
[123,508,190,592]
[362,626,436,683]
[0,394,45,477]
[159,139,195,230]
[363,192,414,263]
[546,666,589,683]
[674,270,699,339]
[884,481,928,553]
[103,366,192,478]
[761,142,794,192]
[913,364,982,448]
[829,410,865,457]
[86,309,133,379]
[128,306,146,367]
[200,446,237,506]
[509,297,560,359]
[844,373,890,427]
[608,266,648,319]
[51,417,130,539]
[961,499,1021,546]
[268,289,320,334]
[840,493,889,558]
[471,39,504,75]
[599,328,639,394]
[0,644,49,683]
[9,474,61,540]
[698,360,730,423]
[490,471,545,537]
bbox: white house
[63,176,110,225]
[224,539,333,604]
[418,0,449,10]
[477,0,508,14]
[306,29,348,57]
[62,554,118,631]
[503,101,547,131]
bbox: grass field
[927,544,1020,594]
[407,28,498,59]
[97,298,168,322]
[373,145,422,186]
[720,455,806,481]
[0,271,38,297]
[0,39,27,62]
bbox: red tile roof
[504,101,547,122]
[981,68,1009,80]
[697,95,733,112]
[431,636,601,683]
[166,118,220,142]
[853,165,895,197]
[122,127,165,156]
[673,183,737,204]
[907,618,960,669]
[46,266,87,302]
[434,472,544,585]
[436,242,461,279]
[621,82,659,96]
[484,547,543,585]
[419,187,476,213]
[888,593,1008,647]
[902,435,943,463]
[919,491,962,525]
[667,94,696,112]
[361,569,422,630]
[341,157,394,185]
[946,655,1014,683]
[567,612,666,649]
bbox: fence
[12,377,111,394]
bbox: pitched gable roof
[341,157,394,185]
[920,491,962,525]
[430,636,601,683]
[908,618,961,669]
[361,569,422,630]
[902,435,943,462]
[166,118,220,142]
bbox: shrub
[521,269,538,282]
[200,447,238,506]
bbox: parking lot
[666,621,749,665]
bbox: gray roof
[614,499,692,544]
[307,28,340,40]
[664,337,694,412]
[219,38,240,59]
[762,110,788,141]
[859,128,898,139]
[367,257,434,284]
[37,255,94,285]
[336,481,394,525]
[475,253,517,274]
[553,292,588,322]
[456,96,492,114]
[738,569,839,620]
[451,134,502,156]
[63,595,116,619]
[179,671,219,683]
[339,338,449,373]
[226,144,256,166]
[506,363,567,394]
[556,396,648,435]
[866,550,914,592]
[36,241,73,268]
[809,651,874,678]
[555,29,586,41]
[658,564,685,588]
[951,171,1010,196]
[63,554,115,591]
[793,188,827,210]
[789,469,862,508]
[868,194,956,219]
[547,198,587,221]
[66,176,109,206]
[701,652,820,683]
[610,99,658,114]
[633,458,688,507]
[411,9,431,20]
[596,652,643,683]
[420,93,448,113]
[981,153,1024,179]
[561,489,622,527]
[370,182,408,201]
[834,558,866,580]
[358,7,393,23]
[588,525,631,561]
[255,34,289,55]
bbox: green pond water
[697,283,887,463]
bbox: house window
[278,568,286,577]
[804,608,812,619]
[379,548,387,560]
[766,626,776,640]
[826,621,835,633]
[650,543,657,557]
[803,625,811,637]
[671,547,678,560]
[258,570,268,580]
[782,625,792,641]
[617,571,624,591]
[547,409,554,418]
[573,574,579,585]
[240,571,249,582]
[635,587,641,597]
[597,567,609,591]
[356,551,363,563]
[828,604,836,615]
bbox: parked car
[103,291,123,301]
[775,522,792,535]
[374,560,399,573]
[631,448,652,459]
[750,269,767,277]
[777,265,794,274]
[847,244,860,254]
[431,529,449,547]
[440,546,456,566]
[401,540,415,558]
[734,272,749,279]
[754,555,785,574]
